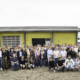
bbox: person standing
[60,48,67,63]
[53,47,59,66]
[2,48,8,69]
[22,48,27,59]
[40,47,46,67]
[35,48,40,67]
[47,47,53,63]
[0,47,2,70]
[17,48,22,64]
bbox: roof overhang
[0,26,80,32]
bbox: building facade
[0,26,79,48]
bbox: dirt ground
[0,67,80,80]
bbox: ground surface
[0,67,80,80]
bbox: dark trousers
[41,59,45,66]
[49,65,55,70]
[53,58,58,66]
[3,56,8,69]
[35,59,40,67]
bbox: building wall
[0,32,77,47]
[0,33,24,47]
[26,32,52,45]
[53,32,76,45]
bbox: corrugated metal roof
[0,26,79,32]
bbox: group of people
[0,43,80,72]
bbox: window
[2,36,20,48]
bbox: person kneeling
[11,54,19,71]
[20,56,25,69]
[57,57,65,72]
[74,56,80,71]
[49,57,56,72]
[65,55,74,71]
[30,58,35,69]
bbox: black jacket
[30,51,35,60]
[22,51,27,59]
[72,51,76,58]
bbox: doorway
[32,38,45,46]
[32,38,51,46]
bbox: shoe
[71,69,73,71]
[14,69,16,71]
[1,68,3,71]
[54,70,55,72]
[67,69,69,71]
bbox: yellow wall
[53,32,76,45]
[26,32,52,45]
[0,32,77,47]
[0,33,24,47]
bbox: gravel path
[0,67,80,80]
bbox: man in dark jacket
[17,48,22,63]
[22,48,27,59]
[72,49,76,61]
[49,57,56,72]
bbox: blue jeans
[53,58,58,66]
[66,64,74,69]
[57,66,65,71]
[41,59,45,66]
[0,57,2,68]
[35,59,40,67]
[72,58,76,61]
[11,62,19,70]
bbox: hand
[5,58,6,60]
[45,60,47,61]
[59,67,62,69]
[72,65,74,67]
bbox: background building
[0,26,80,48]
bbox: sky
[0,0,80,37]
[0,0,80,27]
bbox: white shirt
[0,51,2,57]
[74,48,78,53]
[60,50,67,60]
[27,49,30,55]
[47,49,53,58]
[53,50,59,58]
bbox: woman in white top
[53,47,59,66]
[74,46,78,54]
[26,47,30,56]
[35,48,40,67]
[0,47,2,70]
[47,47,53,63]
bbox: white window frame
[2,36,21,48]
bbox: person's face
[27,56,30,59]
[59,58,62,61]
[11,49,13,52]
[72,49,74,52]
[62,48,65,51]
[42,47,44,50]
[13,54,16,58]
[23,48,25,51]
[22,56,24,59]
[68,45,70,48]
[68,56,71,59]
[55,47,57,50]
[50,58,53,61]
[77,57,79,61]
